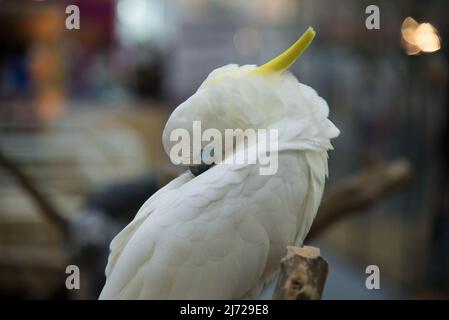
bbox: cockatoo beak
[252,27,316,76]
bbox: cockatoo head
[162,28,339,173]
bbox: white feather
[100,64,339,299]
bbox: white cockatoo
[99,28,339,299]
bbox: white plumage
[99,62,339,299]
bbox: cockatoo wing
[100,151,325,299]
[104,172,193,278]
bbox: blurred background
[0,0,448,299]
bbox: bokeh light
[401,17,441,55]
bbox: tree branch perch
[273,246,328,300]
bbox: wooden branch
[306,158,413,240]
[0,148,69,232]
[273,246,328,300]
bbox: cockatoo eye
[189,147,215,177]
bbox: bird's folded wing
[100,152,318,299]
[104,172,193,277]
